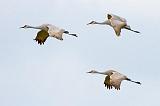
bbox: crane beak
[87,21,94,25]
[20,26,25,28]
[86,71,91,73]
[20,25,27,28]
[87,22,91,25]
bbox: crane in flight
[20,24,77,45]
[87,69,141,90]
[87,13,140,36]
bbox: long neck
[94,71,106,75]
[94,20,110,25]
[26,25,41,29]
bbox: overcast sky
[0,0,160,106]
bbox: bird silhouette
[87,13,140,36]
[87,69,141,90]
[20,24,77,45]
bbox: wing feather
[34,30,49,45]
[107,14,127,22]
[104,75,113,90]
[110,72,127,90]
[111,20,126,36]
[47,25,63,40]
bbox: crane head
[87,70,97,74]
[20,25,29,29]
[87,21,96,25]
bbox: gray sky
[0,0,160,106]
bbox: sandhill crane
[87,69,141,90]
[20,24,77,45]
[87,13,140,36]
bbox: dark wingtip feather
[33,39,44,45]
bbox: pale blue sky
[0,0,160,106]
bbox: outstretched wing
[107,14,127,22]
[111,20,126,36]
[34,30,49,45]
[110,72,127,90]
[47,25,64,40]
[104,75,113,90]
[113,26,122,36]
